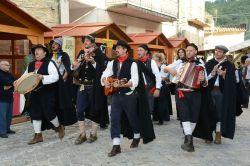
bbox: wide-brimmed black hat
[81,34,95,43]
[215,45,229,53]
[114,40,131,51]
[31,44,49,56]
[139,44,150,53]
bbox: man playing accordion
[165,43,208,152]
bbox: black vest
[77,50,97,81]
[113,58,134,94]
[138,59,156,88]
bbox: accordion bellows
[179,62,204,89]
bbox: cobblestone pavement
[0,101,250,166]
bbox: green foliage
[205,0,250,39]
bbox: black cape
[205,58,236,139]
[153,83,172,121]
[193,87,216,141]
[120,60,155,144]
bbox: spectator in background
[0,60,16,138]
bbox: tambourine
[15,72,40,94]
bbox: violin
[72,44,98,80]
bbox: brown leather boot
[74,134,87,145]
[87,133,97,143]
[181,135,195,152]
[214,132,222,144]
[55,125,65,139]
[130,138,140,148]
[108,145,121,157]
[28,133,43,145]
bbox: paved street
[0,102,250,166]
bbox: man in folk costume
[205,45,236,144]
[72,35,109,145]
[165,43,208,152]
[51,37,71,82]
[137,44,162,114]
[101,40,155,157]
[18,44,65,144]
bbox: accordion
[178,62,204,89]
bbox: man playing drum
[16,44,64,145]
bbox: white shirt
[52,57,65,76]
[23,61,59,85]
[142,59,162,89]
[101,60,139,95]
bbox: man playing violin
[71,35,109,145]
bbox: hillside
[205,0,250,39]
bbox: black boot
[181,135,194,152]
[130,138,140,148]
[108,145,121,157]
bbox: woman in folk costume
[152,53,172,125]
[165,43,208,152]
[17,45,65,144]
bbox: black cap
[82,34,95,43]
[115,40,131,51]
[139,44,150,53]
[31,44,49,56]
[186,43,198,51]
[215,45,229,53]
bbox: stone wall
[11,0,60,27]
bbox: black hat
[82,35,95,43]
[215,45,229,53]
[31,44,49,56]
[115,40,131,51]
[186,43,198,51]
[139,44,150,53]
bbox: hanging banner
[62,36,75,62]
[102,39,114,48]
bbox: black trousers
[110,93,140,139]
[76,86,93,121]
[176,91,201,123]
[211,89,223,122]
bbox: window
[0,40,12,55]
[14,40,29,55]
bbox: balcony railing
[106,0,178,18]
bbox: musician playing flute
[101,40,155,157]
[18,44,64,144]
[165,43,208,152]
[205,45,236,144]
[71,35,109,145]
